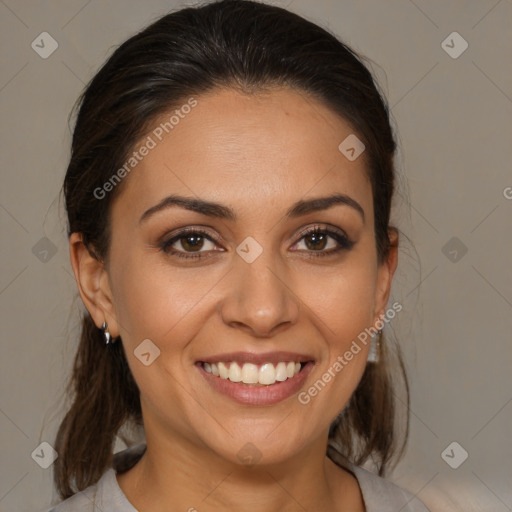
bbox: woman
[47,0,430,510]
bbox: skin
[70,86,398,512]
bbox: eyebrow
[139,193,365,224]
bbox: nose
[219,250,300,338]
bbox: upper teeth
[203,361,302,385]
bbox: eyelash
[160,225,354,261]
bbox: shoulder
[44,444,145,512]
[43,480,98,512]
[44,469,127,512]
[347,464,431,512]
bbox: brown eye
[292,225,354,257]
[177,233,205,252]
[161,228,221,259]
[303,231,329,251]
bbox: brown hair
[55,0,409,499]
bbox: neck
[116,429,363,512]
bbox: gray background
[1,1,511,511]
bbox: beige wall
[1,1,511,511]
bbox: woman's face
[76,87,396,466]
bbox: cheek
[108,237,199,340]
[295,252,378,417]
[303,256,378,342]
[108,251,215,423]
[111,232,379,351]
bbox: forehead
[111,87,372,222]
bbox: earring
[367,330,382,363]
[101,321,114,345]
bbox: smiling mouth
[198,361,309,386]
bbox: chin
[196,423,311,468]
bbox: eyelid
[160,223,349,245]
[159,222,354,260]
[158,225,221,245]
[294,223,349,241]
[290,224,355,255]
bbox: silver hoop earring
[367,330,382,363]
[101,321,113,345]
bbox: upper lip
[197,351,315,365]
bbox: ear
[69,232,120,337]
[373,227,399,323]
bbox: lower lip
[196,362,314,406]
